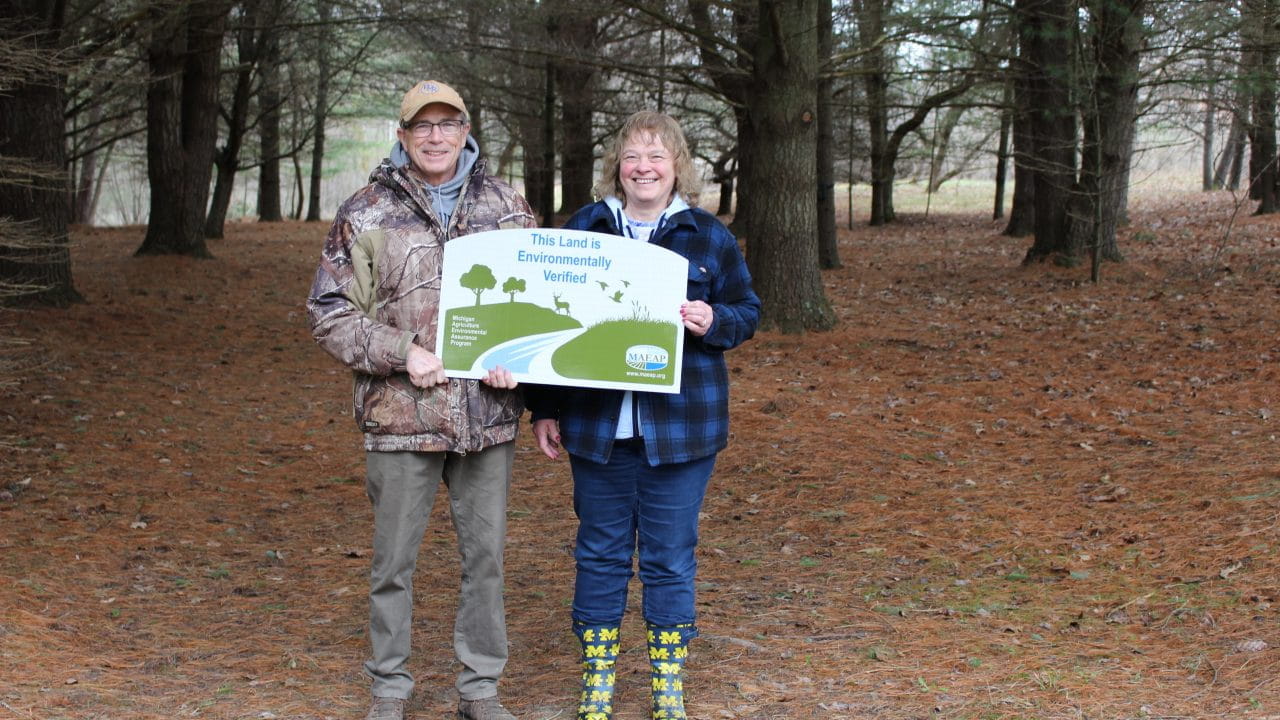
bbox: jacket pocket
[686,262,712,302]
[482,388,524,428]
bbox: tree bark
[257,29,283,223]
[689,0,756,235]
[72,105,101,225]
[993,77,1012,220]
[816,0,840,268]
[1214,109,1246,190]
[552,2,598,214]
[927,105,965,194]
[1245,0,1279,213]
[742,0,835,332]
[1202,95,1215,192]
[539,58,556,224]
[206,2,267,238]
[1070,0,1144,265]
[709,150,736,216]
[1016,0,1076,263]
[859,0,892,225]
[1004,43,1036,236]
[137,0,229,257]
[518,104,549,224]
[1202,53,1217,192]
[1215,50,1250,191]
[305,0,329,222]
[291,150,304,219]
[0,0,80,305]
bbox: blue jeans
[569,440,716,628]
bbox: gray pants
[363,442,515,700]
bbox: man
[307,80,534,720]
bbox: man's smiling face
[396,102,469,186]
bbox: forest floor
[3,187,1280,720]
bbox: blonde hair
[593,110,701,206]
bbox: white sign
[436,228,688,393]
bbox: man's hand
[532,418,561,460]
[406,345,447,388]
[481,365,518,389]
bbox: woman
[528,111,760,720]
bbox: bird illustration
[610,290,624,303]
[597,281,609,291]
[621,280,631,288]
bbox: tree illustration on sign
[460,264,496,306]
[502,276,526,302]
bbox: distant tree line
[0,0,1259,328]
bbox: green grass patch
[552,318,679,386]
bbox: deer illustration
[553,293,571,315]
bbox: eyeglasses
[405,119,465,138]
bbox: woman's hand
[532,418,562,460]
[680,300,715,337]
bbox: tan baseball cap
[399,80,469,124]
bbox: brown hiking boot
[457,695,516,720]
[365,697,405,720]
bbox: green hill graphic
[443,302,581,370]
[551,319,678,385]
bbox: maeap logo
[625,345,669,371]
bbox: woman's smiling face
[619,132,676,219]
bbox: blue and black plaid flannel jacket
[525,200,761,466]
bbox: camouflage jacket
[307,157,537,453]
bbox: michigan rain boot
[647,624,694,720]
[573,622,620,720]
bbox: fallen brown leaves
[2,190,1278,719]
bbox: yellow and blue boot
[647,624,694,720]
[573,622,620,720]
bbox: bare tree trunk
[927,105,965,194]
[690,0,756,235]
[859,0,892,225]
[742,0,835,332]
[305,0,330,222]
[539,58,556,224]
[257,32,283,223]
[519,107,549,224]
[1213,110,1245,190]
[1215,51,1250,190]
[291,151,304,219]
[72,105,100,225]
[994,78,1012,220]
[1245,0,1279,213]
[1202,56,1217,192]
[552,1,598,214]
[816,0,839,269]
[0,0,80,305]
[137,0,230,257]
[708,150,736,216]
[1071,0,1144,266]
[88,141,114,224]
[729,105,754,235]
[1202,101,1215,191]
[846,89,858,229]
[206,2,267,238]
[1004,46,1036,236]
[1016,0,1077,263]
